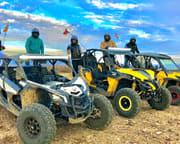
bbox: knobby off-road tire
[168,85,180,105]
[148,86,172,110]
[114,88,141,118]
[85,94,113,130]
[17,103,56,144]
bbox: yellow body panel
[147,82,156,91]
[156,71,180,86]
[84,66,158,96]
[144,70,155,80]
[84,71,96,88]
[107,77,119,92]
[118,69,149,81]
[98,64,102,72]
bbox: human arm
[67,46,71,59]
[40,40,44,55]
[79,46,84,54]
[135,45,140,53]
[124,43,129,48]
[25,38,30,52]
[112,41,117,48]
[100,42,105,49]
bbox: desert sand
[0,101,179,144]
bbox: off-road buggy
[130,52,180,105]
[81,49,171,118]
[0,54,113,144]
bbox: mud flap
[20,87,39,108]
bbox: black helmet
[104,33,111,42]
[32,28,40,39]
[71,35,78,45]
[71,35,78,41]
[130,37,136,42]
[32,28,39,33]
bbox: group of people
[25,28,140,73]
[67,33,140,72]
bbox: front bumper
[50,93,94,120]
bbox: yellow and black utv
[131,52,180,105]
[81,49,171,118]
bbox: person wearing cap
[25,28,44,54]
[67,35,82,75]
[124,37,140,67]
[100,33,117,49]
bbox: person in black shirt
[67,35,82,75]
[124,37,140,67]
[0,40,5,51]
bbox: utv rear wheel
[114,88,141,118]
[85,94,113,130]
[168,86,180,105]
[148,86,172,110]
[17,103,56,144]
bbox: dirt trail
[0,101,180,144]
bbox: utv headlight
[52,94,64,101]
[60,86,83,96]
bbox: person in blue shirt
[25,28,44,54]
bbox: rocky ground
[0,101,180,144]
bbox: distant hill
[3,46,66,56]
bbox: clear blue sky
[0,0,180,54]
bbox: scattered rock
[127,120,135,126]
[165,136,171,141]
[156,131,162,135]
[151,123,160,127]
[168,129,173,132]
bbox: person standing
[25,28,44,54]
[100,33,117,49]
[0,40,5,51]
[124,37,140,67]
[67,35,82,75]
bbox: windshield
[160,59,179,71]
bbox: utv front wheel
[85,94,113,130]
[168,86,180,105]
[17,103,56,144]
[148,86,172,110]
[114,88,141,118]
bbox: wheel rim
[91,107,102,119]
[119,96,132,111]
[170,91,180,102]
[24,117,41,138]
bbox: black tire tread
[114,88,141,118]
[85,94,113,130]
[148,86,172,110]
[168,85,180,105]
[17,103,56,144]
